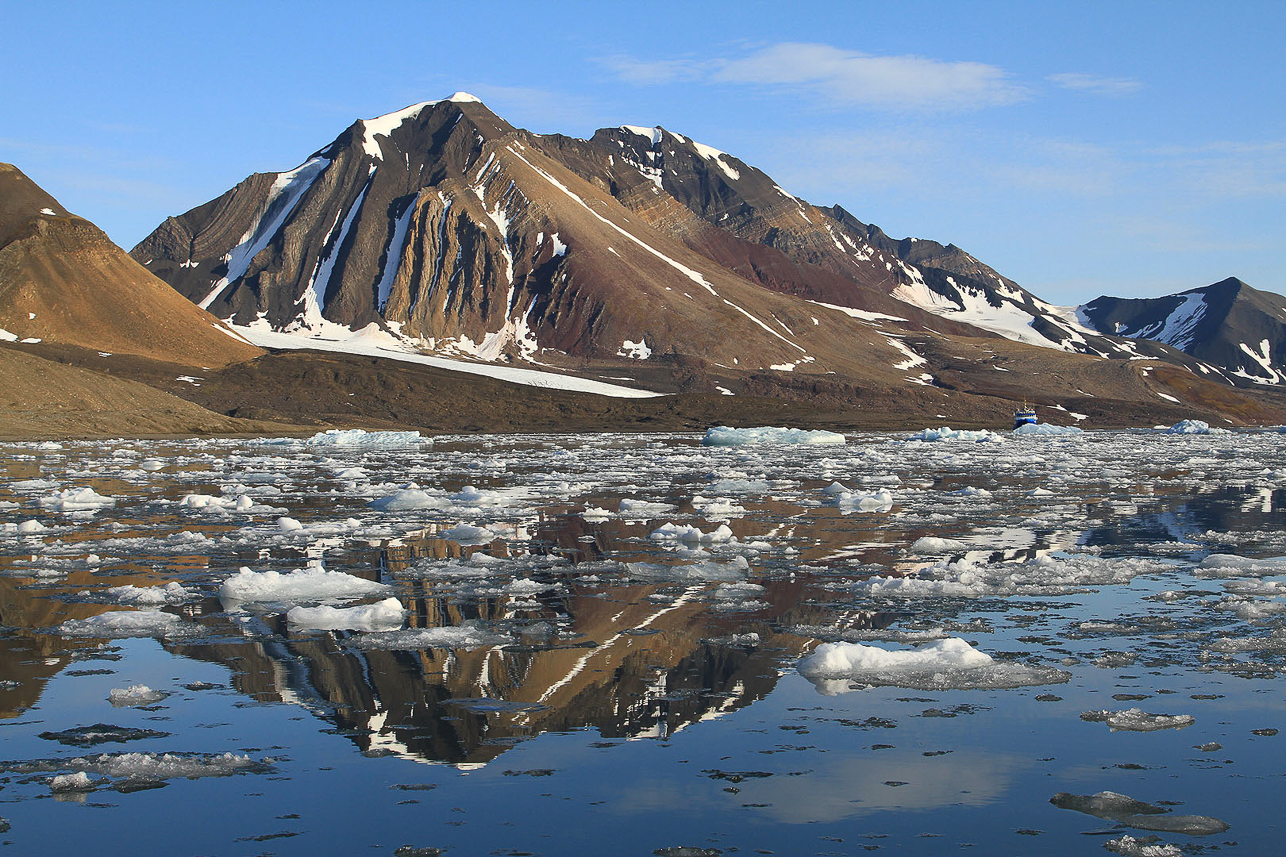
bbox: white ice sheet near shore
[231,324,665,399]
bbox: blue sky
[3,0,1282,305]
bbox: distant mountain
[1079,278,1286,386]
[0,163,262,368]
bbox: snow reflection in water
[1,428,1284,853]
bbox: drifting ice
[701,426,846,446]
[796,638,1069,693]
[286,597,407,631]
[219,566,389,606]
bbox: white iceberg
[908,427,1003,442]
[108,684,168,707]
[1013,422,1083,436]
[701,426,845,446]
[797,638,1069,693]
[59,610,188,639]
[286,597,407,631]
[1080,708,1195,732]
[219,565,389,606]
[38,487,116,512]
[305,429,424,446]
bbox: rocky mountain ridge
[1079,277,1286,386]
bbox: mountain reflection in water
[2,429,1286,854]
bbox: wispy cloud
[1047,73,1144,96]
[600,42,1029,111]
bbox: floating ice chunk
[1051,790,1167,820]
[369,488,449,511]
[287,597,407,631]
[219,565,388,606]
[691,495,746,521]
[626,556,749,582]
[1052,791,1229,837]
[13,520,49,534]
[277,517,303,532]
[304,429,424,446]
[38,487,116,512]
[797,638,1069,693]
[1080,708,1195,731]
[701,426,845,446]
[907,427,1003,442]
[59,610,188,639]
[858,553,1168,599]
[1013,422,1083,436]
[179,493,258,512]
[948,486,992,497]
[650,522,736,543]
[711,582,768,610]
[826,486,894,512]
[355,622,513,650]
[1104,835,1183,856]
[1165,419,1224,435]
[1196,554,1286,578]
[437,523,495,544]
[911,536,968,553]
[98,582,193,606]
[1123,814,1231,836]
[20,751,268,783]
[1215,595,1286,620]
[50,771,94,792]
[108,684,168,707]
[618,498,675,516]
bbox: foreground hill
[0,163,262,368]
[1079,278,1286,386]
[0,347,293,439]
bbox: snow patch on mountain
[201,156,331,309]
[1112,293,1209,350]
[230,320,664,398]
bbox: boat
[1013,405,1038,430]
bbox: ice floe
[1080,708,1195,731]
[796,638,1068,693]
[219,565,389,607]
[1012,422,1083,436]
[701,426,845,446]
[108,685,169,707]
[58,610,191,639]
[287,597,407,631]
[907,427,1003,442]
[38,487,116,512]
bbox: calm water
[2,428,1285,855]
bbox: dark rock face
[1081,278,1286,386]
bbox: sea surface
[2,426,1284,856]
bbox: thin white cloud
[1048,73,1145,95]
[600,42,1029,111]
[713,42,1029,109]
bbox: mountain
[131,94,944,383]
[0,164,262,368]
[1078,278,1286,386]
[123,95,1286,427]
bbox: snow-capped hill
[1080,278,1286,385]
[131,96,942,386]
